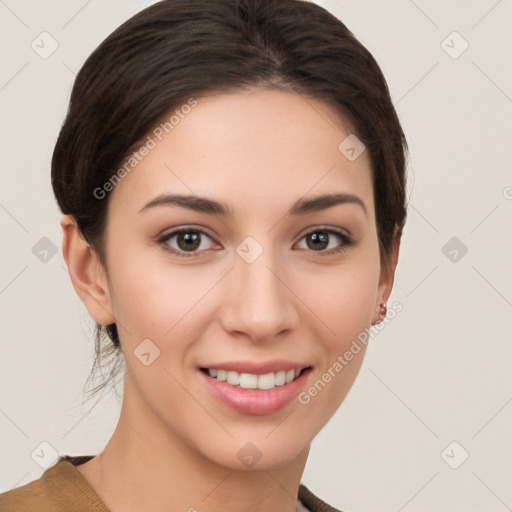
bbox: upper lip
[199,360,312,375]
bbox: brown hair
[51,0,408,403]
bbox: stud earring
[372,302,387,325]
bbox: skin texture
[61,88,400,512]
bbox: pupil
[309,232,328,250]
[179,232,200,251]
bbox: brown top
[0,455,343,512]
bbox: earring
[372,302,387,325]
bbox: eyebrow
[138,192,367,218]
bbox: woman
[0,0,407,510]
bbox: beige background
[1,1,511,511]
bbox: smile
[201,368,308,390]
[198,365,313,415]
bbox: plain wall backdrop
[1,1,511,511]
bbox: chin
[200,435,310,472]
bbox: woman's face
[91,88,394,470]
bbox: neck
[78,371,310,512]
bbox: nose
[219,243,300,344]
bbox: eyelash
[157,226,355,259]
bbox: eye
[157,226,355,259]
[158,228,217,258]
[295,228,354,255]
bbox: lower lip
[198,368,312,415]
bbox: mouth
[199,366,312,391]
[198,365,314,415]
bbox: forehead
[108,88,374,219]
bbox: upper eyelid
[295,224,352,239]
[159,226,218,243]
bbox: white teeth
[226,371,240,386]
[239,373,258,389]
[206,368,305,390]
[256,372,275,390]
[275,370,286,386]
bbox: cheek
[296,269,376,427]
[106,247,213,351]
[302,261,378,348]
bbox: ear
[60,214,115,326]
[371,225,402,325]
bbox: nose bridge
[222,234,296,342]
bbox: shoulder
[0,455,105,512]
[298,483,346,512]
